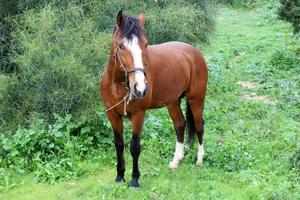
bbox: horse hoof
[196,160,203,166]
[169,161,179,169]
[130,178,140,188]
[115,176,125,182]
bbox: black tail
[186,100,195,146]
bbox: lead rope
[105,92,129,115]
[105,46,131,116]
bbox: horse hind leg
[187,98,205,166]
[167,100,186,169]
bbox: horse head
[113,10,149,99]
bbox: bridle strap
[106,45,147,116]
[114,47,127,74]
[127,67,146,74]
[115,47,146,76]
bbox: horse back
[146,42,208,108]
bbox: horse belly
[149,69,188,108]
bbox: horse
[100,10,208,188]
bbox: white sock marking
[196,143,204,166]
[124,36,146,93]
[169,141,184,169]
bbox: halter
[105,44,146,116]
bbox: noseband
[105,45,146,115]
[114,45,146,86]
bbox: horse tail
[186,99,195,146]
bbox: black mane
[119,16,143,40]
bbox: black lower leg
[196,119,204,145]
[175,125,185,143]
[130,134,141,187]
[114,131,125,182]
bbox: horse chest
[101,82,127,106]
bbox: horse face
[114,11,148,99]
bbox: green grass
[1,4,299,200]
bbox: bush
[146,1,215,44]
[90,0,216,44]
[0,0,216,128]
[6,6,111,124]
[278,0,300,33]
[0,113,111,183]
[218,0,256,8]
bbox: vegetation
[0,0,215,130]
[0,0,299,199]
[219,0,257,8]
[278,0,300,33]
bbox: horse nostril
[134,84,141,96]
[143,83,149,96]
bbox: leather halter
[114,45,146,86]
[106,44,146,116]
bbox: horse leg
[167,100,186,169]
[188,98,205,165]
[107,111,125,182]
[128,111,145,188]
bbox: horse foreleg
[167,100,186,169]
[129,111,145,188]
[107,111,125,182]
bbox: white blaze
[169,141,185,169]
[124,36,146,93]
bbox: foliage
[278,0,300,33]
[12,6,110,119]
[0,1,300,199]
[0,112,111,184]
[89,0,216,44]
[219,0,257,8]
[0,0,216,129]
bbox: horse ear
[138,12,145,28]
[117,10,125,27]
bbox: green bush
[0,0,216,128]
[146,1,215,44]
[7,6,111,124]
[278,0,300,33]
[90,0,216,44]
[0,113,111,183]
[219,0,256,8]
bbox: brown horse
[100,11,208,187]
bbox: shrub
[0,113,111,183]
[218,0,256,8]
[278,0,300,33]
[7,6,111,124]
[0,0,216,128]
[146,1,215,44]
[90,0,216,44]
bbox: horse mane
[118,15,143,40]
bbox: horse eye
[118,44,125,49]
[145,43,148,48]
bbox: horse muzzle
[133,82,148,99]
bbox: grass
[1,3,299,200]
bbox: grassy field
[1,4,299,200]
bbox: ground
[1,4,299,200]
